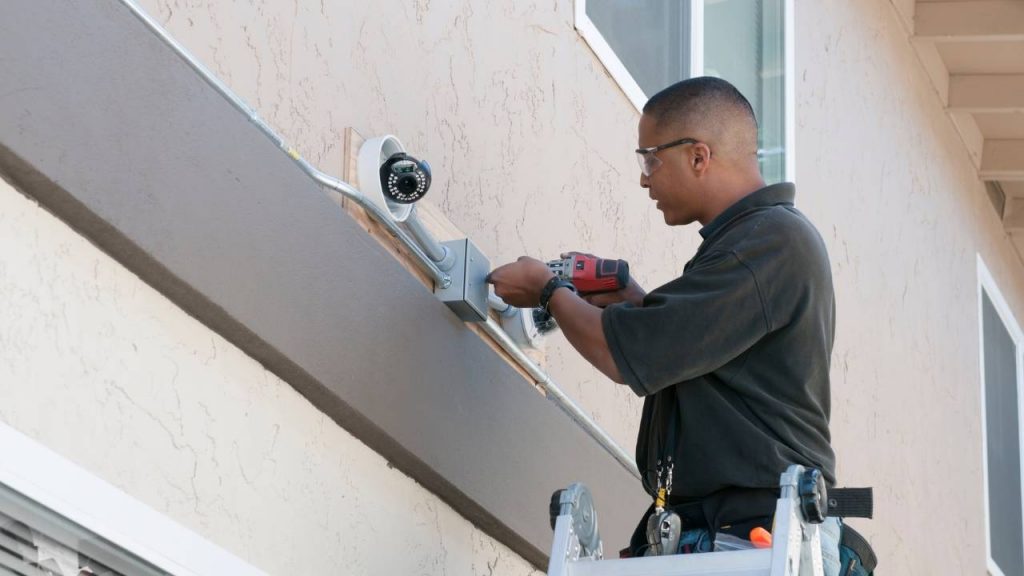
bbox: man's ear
[691,143,712,174]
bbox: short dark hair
[643,77,759,156]
[644,76,756,126]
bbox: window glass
[580,1,789,182]
[585,0,693,97]
[704,0,787,183]
[982,290,1024,576]
[0,482,168,576]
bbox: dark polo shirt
[602,183,836,507]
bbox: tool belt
[625,486,778,556]
[624,484,876,560]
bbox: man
[486,77,842,572]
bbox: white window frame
[977,254,1024,576]
[0,419,266,576]
[573,0,796,182]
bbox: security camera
[357,135,415,222]
[380,152,431,204]
[355,135,489,322]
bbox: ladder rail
[768,470,823,576]
[564,549,772,576]
[548,514,583,576]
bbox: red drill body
[547,254,630,294]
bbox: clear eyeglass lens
[636,151,660,176]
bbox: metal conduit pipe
[487,293,515,316]
[300,161,452,288]
[404,207,457,271]
[122,0,638,481]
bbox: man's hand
[485,256,556,308]
[580,277,647,308]
[488,254,625,384]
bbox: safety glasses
[635,137,700,177]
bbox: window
[0,421,265,576]
[574,0,795,182]
[704,0,788,183]
[0,486,167,575]
[978,256,1024,576]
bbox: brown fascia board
[0,0,647,567]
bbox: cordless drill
[546,253,630,294]
[531,254,630,335]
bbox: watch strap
[539,276,577,311]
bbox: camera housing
[357,135,415,222]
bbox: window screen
[0,482,168,576]
[704,0,787,184]
[585,0,693,97]
[982,291,1024,576]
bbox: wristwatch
[539,276,577,311]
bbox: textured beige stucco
[799,1,1024,573]
[130,0,1024,565]
[0,177,541,575]
[135,0,690,478]
[5,0,1024,573]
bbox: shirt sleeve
[601,249,770,396]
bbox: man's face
[637,113,704,226]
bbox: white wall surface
[0,176,541,575]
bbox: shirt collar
[698,182,796,239]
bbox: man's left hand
[486,256,555,308]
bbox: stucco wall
[131,1,1024,571]
[134,0,677,456]
[798,1,1024,573]
[0,176,540,575]
[122,0,1024,572]
[6,0,1024,573]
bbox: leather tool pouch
[838,523,877,575]
[828,486,876,574]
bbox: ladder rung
[566,548,772,576]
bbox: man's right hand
[581,277,646,308]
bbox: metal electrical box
[435,238,489,323]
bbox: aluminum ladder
[547,465,826,576]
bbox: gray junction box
[437,238,490,322]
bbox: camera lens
[380,153,431,204]
[397,175,419,195]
